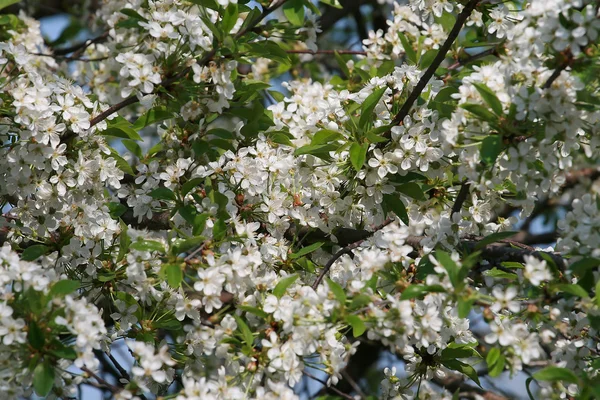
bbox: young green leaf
[273,274,299,298]
[283,0,305,26]
[349,142,368,171]
[345,315,366,337]
[326,278,346,303]
[290,242,324,259]
[359,86,387,129]
[33,361,54,397]
[533,366,579,384]
[21,245,50,261]
[480,135,503,165]
[472,83,503,116]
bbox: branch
[312,217,395,289]
[389,0,480,129]
[303,370,355,400]
[88,0,290,129]
[433,375,508,400]
[52,31,110,56]
[445,45,500,73]
[404,235,566,271]
[452,181,471,216]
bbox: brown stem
[303,370,355,400]
[388,0,480,129]
[452,181,471,216]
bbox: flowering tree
[0,0,599,398]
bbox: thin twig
[312,218,394,289]
[303,370,355,400]
[52,31,110,56]
[87,0,290,129]
[446,45,500,72]
[385,0,480,135]
[81,366,120,393]
[341,370,367,399]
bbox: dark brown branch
[452,181,471,216]
[52,31,109,56]
[389,0,480,129]
[405,235,566,271]
[87,0,289,129]
[433,375,508,400]
[446,45,500,72]
[312,218,395,289]
[303,370,355,400]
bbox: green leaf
[33,361,54,397]
[290,242,324,259]
[28,321,45,350]
[326,278,346,303]
[486,347,506,377]
[109,149,135,175]
[273,274,299,298]
[150,187,176,201]
[349,142,368,171]
[121,8,148,22]
[382,194,409,225]
[457,297,474,318]
[400,284,445,300]
[480,135,503,165]
[49,280,80,297]
[554,283,589,298]
[475,231,519,250]
[345,315,366,337]
[461,103,498,121]
[472,83,503,116]
[165,264,183,288]
[283,0,305,26]
[238,305,268,319]
[122,139,143,158]
[334,51,350,77]
[311,130,342,145]
[221,3,238,32]
[441,345,481,360]
[0,0,20,11]
[104,116,142,141]
[359,86,387,129]
[320,0,342,8]
[233,315,254,348]
[118,220,130,262]
[533,366,579,384]
[435,250,460,287]
[130,239,165,253]
[133,107,173,130]
[152,316,181,330]
[50,343,77,360]
[171,236,205,255]
[419,49,437,69]
[483,268,518,280]
[442,359,481,387]
[21,245,50,261]
[213,218,228,241]
[294,143,338,160]
[397,182,425,201]
[245,41,290,66]
[108,202,128,219]
[398,32,416,64]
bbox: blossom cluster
[1,0,600,399]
